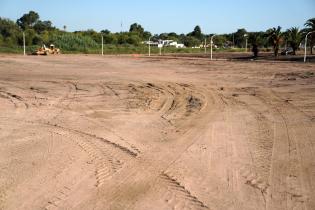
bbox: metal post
[304,31,315,63]
[149,36,152,57]
[101,35,104,56]
[232,33,235,48]
[204,38,207,54]
[244,34,248,52]
[210,35,216,60]
[23,32,26,56]
[304,35,308,63]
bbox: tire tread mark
[159,172,209,210]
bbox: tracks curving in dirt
[1,55,314,210]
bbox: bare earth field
[0,54,314,210]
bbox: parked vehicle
[281,47,294,55]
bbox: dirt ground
[0,54,314,210]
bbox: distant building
[143,39,185,48]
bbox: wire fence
[0,32,210,55]
[1,32,314,60]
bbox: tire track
[46,123,139,187]
[158,172,209,210]
[57,131,124,187]
[50,81,77,122]
[0,90,29,109]
[255,90,314,210]
[211,90,271,208]
[227,87,312,209]
[44,121,140,157]
[45,186,71,210]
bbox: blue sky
[0,0,314,34]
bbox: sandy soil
[0,54,314,210]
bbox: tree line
[0,11,314,55]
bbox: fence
[0,32,212,55]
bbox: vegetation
[304,18,315,54]
[0,11,314,56]
[285,27,302,55]
[266,26,283,57]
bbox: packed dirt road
[0,54,314,210]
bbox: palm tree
[286,27,302,55]
[248,33,261,58]
[304,18,315,54]
[266,26,283,57]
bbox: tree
[249,33,259,57]
[213,35,227,48]
[266,26,283,57]
[248,32,267,57]
[158,33,168,40]
[304,18,315,54]
[188,25,203,40]
[117,33,129,44]
[34,20,53,33]
[0,18,20,38]
[102,33,117,44]
[129,23,144,35]
[142,31,152,40]
[193,25,202,38]
[0,18,21,46]
[248,32,265,47]
[127,34,141,45]
[285,27,302,55]
[234,28,247,48]
[17,11,39,30]
[24,28,36,45]
[182,36,200,47]
[101,29,111,35]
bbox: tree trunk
[292,47,296,55]
[274,46,279,57]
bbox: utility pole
[304,31,315,63]
[23,32,26,56]
[210,35,216,60]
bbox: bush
[49,32,99,51]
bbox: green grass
[0,46,38,54]
[0,45,255,55]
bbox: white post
[232,33,235,48]
[101,35,104,56]
[204,38,207,54]
[304,31,315,63]
[23,32,26,56]
[210,35,216,60]
[148,36,152,57]
[304,35,308,63]
[159,46,162,56]
[244,34,248,52]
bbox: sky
[0,0,314,34]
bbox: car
[281,47,294,55]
